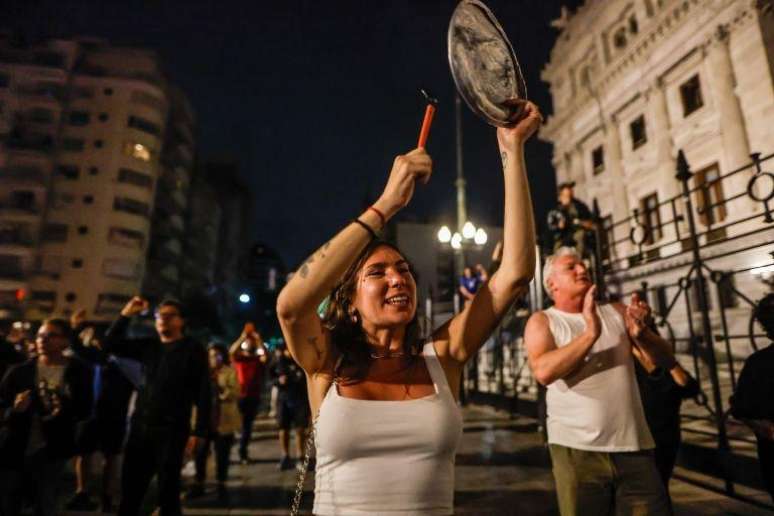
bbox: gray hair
[542,247,582,299]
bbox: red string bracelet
[368,206,386,227]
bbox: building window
[42,223,68,242]
[613,28,627,49]
[68,111,90,126]
[690,278,713,313]
[694,163,726,226]
[77,225,88,235]
[94,139,104,149]
[10,191,36,211]
[592,146,605,175]
[123,141,152,162]
[102,258,140,280]
[654,285,669,315]
[113,197,150,218]
[52,192,75,209]
[630,115,647,150]
[639,192,662,244]
[98,113,109,122]
[89,167,99,175]
[71,86,94,99]
[104,88,114,96]
[130,90,166,112]
[95,293,131,315]
[83,195,94,204]
[629,16,639,34]
[717,272,738,309]
[28,107,54,124]
[118,168,153,190]
[60,138,85,152]
[71,259,83,268]
[0,72,9,88]
[127,116,161,136]
[30,290,56,312]
[56,165,79,180]
[108,227,145,249]
[65,292,77,302]
[680,75,704,117]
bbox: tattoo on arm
[299,241,332,280]
[501,151,508,170]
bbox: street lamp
[238,293,251,304]
[437,221,487,250]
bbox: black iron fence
[465,149,774,507]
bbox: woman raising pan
[276,101,542,515]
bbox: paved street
[170,405,772,516]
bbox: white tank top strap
[422,340,453,400]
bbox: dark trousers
[238,397,260,459]
[759,438,774,502]
[195,433,235,484]
[117,424,188,516]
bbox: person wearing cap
[548,181,595,258]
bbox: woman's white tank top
[313,341,463,515]
[543,304,654,452]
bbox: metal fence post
[675,149,734,494]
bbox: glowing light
[451,232,463,250]
[239,293,251,304]
[474,228,488,245]
[462,221,476,239]
[437,225,452,243]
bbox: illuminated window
[102,258,140,280]
[694,163,726,226]
[639,192,662,244]
[108,227,145,249]
[123,141,152,162]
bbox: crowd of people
[0,298,308,516]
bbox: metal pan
[448,0,527,127]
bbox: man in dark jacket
[104,297,211,516]
[0,318,93,516]
[730,293,774,501]
[548,181,596,257]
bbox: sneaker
[65,491,98,511]
[278,455,294,470]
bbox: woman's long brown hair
[321,240,423,382]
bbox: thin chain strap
[290,412,319,516]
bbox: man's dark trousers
[117,423,189,516]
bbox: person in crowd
[65,309,136,513]
[269,343,309,470]
[189,344,241,500]
[632,328,699,493]
[1,321,27,380]
[104,297,211,516]
[547,181,595,257]
[276,101,541,514]
[730,292,774,501]
[229,323,268,464]
[524,247,674,515]
[0,318,93,516]
[458,264,489,304]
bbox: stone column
[603,116,632,258]
[649,78,679,199]
[704,25,752,189]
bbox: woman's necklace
[369,349,406,359]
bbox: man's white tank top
[313,341,463,515]
[543,304,655,452]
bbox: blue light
[239,293,251,304]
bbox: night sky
[10,0,583,268]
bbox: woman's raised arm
[435,102,541,365]
[276,148,432,374]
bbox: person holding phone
[229,323,268,464]
[276,101,541,514]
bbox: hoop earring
[349,310,359,325]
